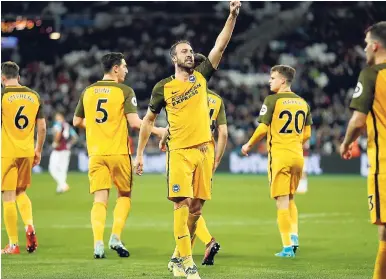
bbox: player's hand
[229,0,241,17]
[159,140,167,152]
[340,142,353,160]
[134,154,144,176]
[33,149,42,167]
[241,143,252,156]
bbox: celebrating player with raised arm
[242,65,312,258]
[1,62,46,254]
[340,22,386,279]
[159,54,228,271]
[134,1,240,278]
[73,52,165,259]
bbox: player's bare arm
[126,113,166,138]
[159,125,169,152]
[340,111,367,159]
[241,123,268,156]
[73,116,86,129]
[134,108,158,176]
[207,0,241,69]
[34,118,47,166]
[214,124,228,172]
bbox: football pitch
[1,173,376,279]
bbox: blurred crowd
[2,1,385,155]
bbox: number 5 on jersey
[96,99,108,123]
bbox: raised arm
[207,0,241,69]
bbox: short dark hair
[1,61,20,79]
[101,52,125,73]
[169,40,192,58]
[366,21,386,47]
[194,53,207,67]
[271,65,296,84]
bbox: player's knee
[189,199,205,215]
[171,197,190,209]
[94,189,109,204]
[118,191,131,198]
[378,224,386,241]
[2,190,16,202]
[16,188,25,196]
[276,195,290,209]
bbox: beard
[176,58,194,72]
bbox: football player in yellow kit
[242,65,312,258]
[134,2,240,278]
[340,22,386,279]
[73,52,164,259]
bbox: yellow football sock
[289,200,298,235]
[3,201,18,245]
[196,216,213,246]
[91,202,107,246]
[277,208,292,247]
[174,205,191,258]
[373,240,386,279]
[16,192,33,227]
[111,197,131,239]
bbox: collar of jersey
[170,74,196,83]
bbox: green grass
[1,173,377,278]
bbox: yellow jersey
[74,80,138,156]
[1,86,45,158]
[149,58,216,150]
[258,92,312,158]
[207,89,227,134]
[350,62,386,175]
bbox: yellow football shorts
[167,142,214,201]
[1,157,34,191]
[88,155,133,194]
[268,154,304,199]
[368,173,386,225]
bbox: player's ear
[373,41,379,52]
[17,75,20,82]
[113,65,119,74]
[171,55,177,64]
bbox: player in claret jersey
[134,2,240,278]
[49,112,78,194]
[73,52,164,259]
[340,21,386,279]
[1,61,47,254]
[242,65,312,258]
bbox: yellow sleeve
[247,123,268,146]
